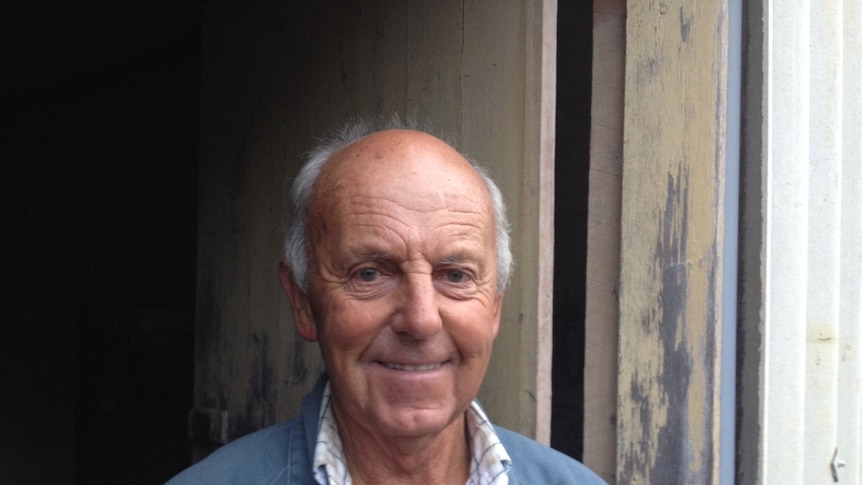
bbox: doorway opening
[1,4,201,483]
[552,0,594,460]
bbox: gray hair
[283,118,513,294]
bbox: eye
[356,268,380,282]
[444,269,468,284]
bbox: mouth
[381,362,444,372]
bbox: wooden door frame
[583,1,741,483]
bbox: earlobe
[490,292,504,339]
[278,261,318,341]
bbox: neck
[335,410,470,485]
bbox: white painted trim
[759,2,861,483]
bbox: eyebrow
[344,248,396,264]
[439,252,484,268]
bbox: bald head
[283,123,512,293]
[313,129,491,221]
[321,129,475,182]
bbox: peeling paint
[619,163,721,483]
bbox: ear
[279,260,318,341]
[489,292,505,339]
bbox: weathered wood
[461,0,557,443]
[617,0,731,483]
[585,1,625,481]
[195,0,557,459]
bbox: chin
[374,407,458,439]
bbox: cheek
[446,306,499,355]
[316,296,391,349]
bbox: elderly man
[167,123,605,484]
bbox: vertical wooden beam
[584,0,625,482]
[461,0,557,442]
[617,0,731,483]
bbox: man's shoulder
[495,426,607,485]
[165,418,306,485]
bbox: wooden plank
[461,0,555,442]
[530,0,558,444]
[617,0,731,482]
[584,0,625,482]
[405,1,463,135]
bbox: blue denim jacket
[166,376,606,484]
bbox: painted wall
[738,2,862,483]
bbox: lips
[382,362,443,371]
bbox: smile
[383,362,443,371]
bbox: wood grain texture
[585,1,625,481]
[617,0,730,482]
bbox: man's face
[293,130,503,441]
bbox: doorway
[552,0,594,461]
[1,4,200,483]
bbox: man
[167,122,605,484]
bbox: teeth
[385,362,441,371]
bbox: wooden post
[616,0,732,482]
[584,0,626,482]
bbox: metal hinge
[831,447,846,482]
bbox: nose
[391,274,443,339]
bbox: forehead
[310,130,493,222]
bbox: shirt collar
[312,382,511,485]
[465,398,512,484]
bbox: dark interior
[552,1,594,460]
[1,3,200,483]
